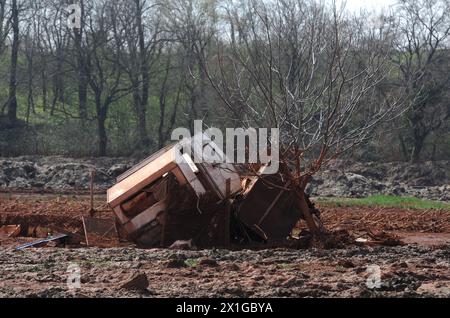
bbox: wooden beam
[123,201,167,235]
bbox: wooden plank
[107,147,179,207]
[116,144,177,182]
[171,168,188,186]
[112,206,129,225]
[123,201,167,235]
[257,180,291,225]
[177,156,206,197]
[191,136,241,199]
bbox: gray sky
[340,0,398,13]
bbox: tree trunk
[294,188,320,236]
[158,95,166,148]
[75,0,88,124]
[410,115,427,163]
[96,95,108,157]
[135,0,150,148]
[42,68,48,113]
[7,0,19,126]
[98,117,107,157]
[26,53,34,123]
[0,0,6,56]
[410,137,424,163]
[291,174,321,235]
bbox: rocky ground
[0,156,449,201]
[0,244,448,298]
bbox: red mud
[1,193,450,247]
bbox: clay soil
[0,193,449,298]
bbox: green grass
[317,195,450,210]
[184,259,199,267]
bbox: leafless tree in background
[6,0,20,126]
[0,0,9,57]
[0,0,448,163]
[162,0,218,129]
[116,0,163,149]
[85,0,134,156]
[201,0,403,234]
[392,0,450,162]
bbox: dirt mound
[0,157,449,201]
[308,160,450,201]
[0,156,137,192]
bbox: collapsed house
[107,134,312,248]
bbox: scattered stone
[338,259,355,268]
[119,272,149,291]
[199,258,219,267]
[166,259,188,268]
[169,239,194,250]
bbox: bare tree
[201,0,403,234]
[73,0,89,123]
[116,0,162,149]
[0,0,9,57]
[162,0,218,129]
[85,0,134,156]
[6,0,19,126]
[156,46,183,148]
[392,0,450,162]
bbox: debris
[89,170,96,216]
[107,134,241,248]
[46,226,84,245]
[82,216,118,247]
[312,229,355,249]
[169,239,194,250]
[27,226,51,238]
[106,133,320,248]
[0,225,21,238]
[119,272,149,291]
[166,259,187,269]
[15,234,68,251]
[199,258,219,267]
[368,230,405,246]
[235,165,301,242]
[337,259,355,268]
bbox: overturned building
[107,134,310,248]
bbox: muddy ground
[1,244,449,298]
[0,194,449,298]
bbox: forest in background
[0,0,449,162]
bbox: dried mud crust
[0,245,448,298]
